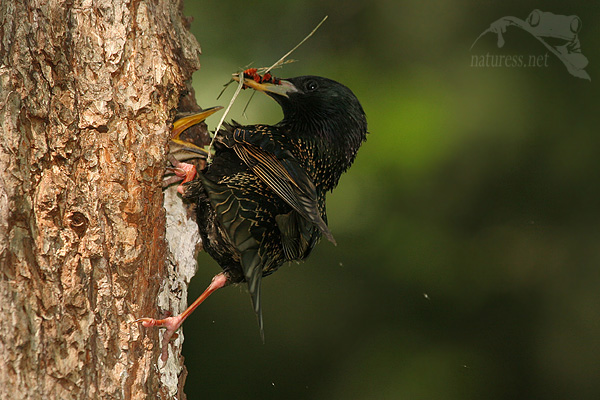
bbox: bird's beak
[232,73,298,98]
[172,106,223,139]
[170,106,223,161]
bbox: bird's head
[235,74,367,175]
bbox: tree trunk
[0,0,202,398]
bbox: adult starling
[137,73,367,360]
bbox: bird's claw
[133,317,160,328]
[134,315,185,361]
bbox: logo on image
[471,9,590,81]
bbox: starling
[137,72,367,360]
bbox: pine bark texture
[0,0,201,398]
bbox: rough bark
[0,0,201,398]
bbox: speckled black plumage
[185,76,367,336]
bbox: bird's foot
[135,273,228,362]
[163,155,197,194]
[134,315,185,362]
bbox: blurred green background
[180,1,600,399]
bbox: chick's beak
[169,106,223,161]
[172,106,223,139]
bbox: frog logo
[472,9,590,80]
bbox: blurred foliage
[179,1,600,399]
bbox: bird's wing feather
[275,211,318,260]
[200,175,267,339]
[226,127,336,244]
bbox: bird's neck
[280,123,353,192]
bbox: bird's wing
[225,126,336,244]
[275,210,320,260]
[200,175,269,339]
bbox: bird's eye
[305,80,319,91]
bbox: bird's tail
[240,249,266,342]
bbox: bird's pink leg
[163,155,198,194]
[135,273,228,361]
